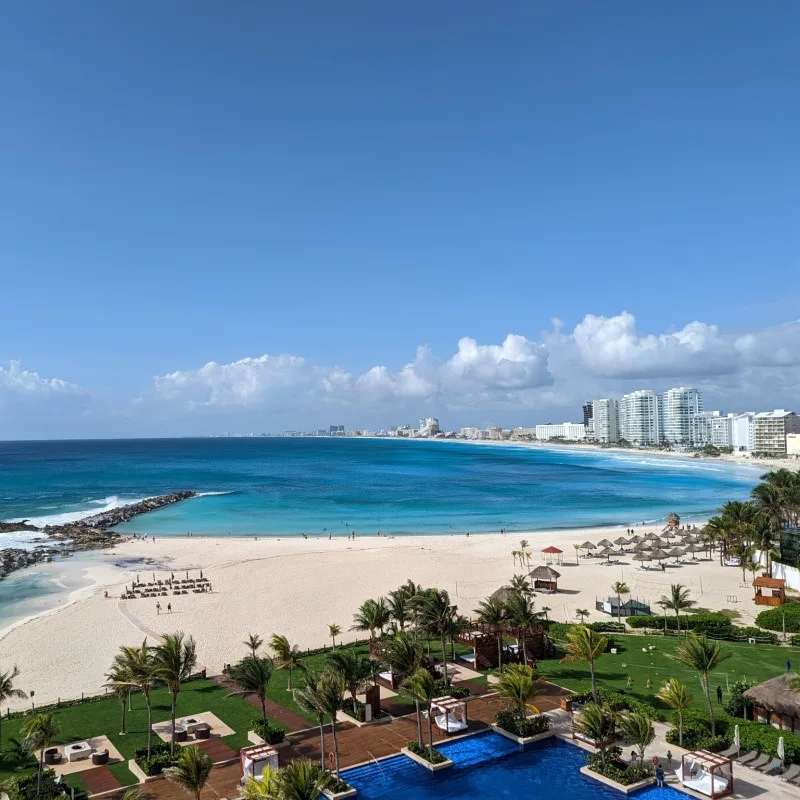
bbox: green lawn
[0,679,259,786]
[536,634,791,712]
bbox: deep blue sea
[0,437,760,538]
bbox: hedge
[626,612,733,635]
[756,603,800,633]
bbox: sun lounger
[781,764,800,782]
[747,753,772,770]
[718,744,739,758]
[735,750,759,765]
[757,758,782,775]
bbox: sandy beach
[0,523,757,711]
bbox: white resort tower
[618,390,662,445]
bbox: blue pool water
[342,733,686,800]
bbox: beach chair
[718,744,739,758]
[735,750,759,766]
[747,753,772,771]
[781,764,800,782]
[757,758,782,775]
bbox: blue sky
[2,2,799,438]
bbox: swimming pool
[341,732,687,799]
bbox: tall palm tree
[505,593,539,665]
[575,609,590,624]
[276,759,334,800]
[21,712,59,795]
[657,679,692,747]
[476,596,508,673]
[326,649,372,703]
[611,582,630,622]
[164,745,213,800]
[573,543,582,565]
[752,517,780,577]
[105,663,131,735]
[315,670,345,776]
[560,626,607,702]
[403,668,437,753]
[752,480,789,529]
[519,540,532,571]
[293,670,328,770]
[270,634,302,691]
[573,702,614,765]
[540,606,551,621]
[118,641,159,759]
[328,624,341,649]
[350,598,391,640]
[383,632,425,744]
[412,589,457,683]
[242,769,280,800]
[617,711,654,769]
[497,664,539,719]
[387,588,411,631]
[227,656,274,728]
[0,666,27,755]
[244,634,263,658]
[657,584,695,634]
[509,574,533,598]
[669,634,731,736]
[154,632,198,755]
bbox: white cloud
[0,360,79,395]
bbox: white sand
[0,523,760,711]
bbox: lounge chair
[757,758,782,775]
[718,744,739,758]
[735,750,759,765]
[747,753,772,770]
[781,764,800,782]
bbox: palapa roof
[753,577,785,589]
[580,541,597,549]
[490,586,518,604]
[744,674,800,718]
[529,565,561,580]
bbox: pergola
[677,750,733,799]
[529,565,560,592]
[541,545,563,565]
[430,695,468,734]
[240,744,279,783]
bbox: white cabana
[676,750,733,799]
[240,744,279,784]
[430,695,468,734]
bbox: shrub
[756,603,800,633]
[587,746,654,785]
[447,685,471,699]
[2,769,64,800]
[546,622,575,641]
[570,688,666,722]
[726,626,778,644]
[252,718,287,745]
[406,740,447,763]
[724,679,757,718]
[737,719,800,764]
[588,622,626,633]
[495,709,550,738]
[626,612,733,635]
[665,709,731,751]
[134,741,174,776]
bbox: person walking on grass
[716,685,723,705]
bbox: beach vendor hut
[541,545,563,565]
[676,750,733,799]
[240,744,279,784]
[753,576,786,607]
[429,695,468,734]
[744,674,800,732]
[529,565,560,592]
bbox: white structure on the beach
[592,398,619,443]
[695,411,734,448]
[731,412,756,452]
[754,410,800,456]
[418,417,440,437]
[512,427,537,439]
[788,434,800,459]
[459,427,486,440]
[661,387,703,445]
[619,390,662,445]
[535,422,586,441]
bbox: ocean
[1,436,761,538]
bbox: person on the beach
[167,603,172,613]
[156,601,161,615]
[666,750,673,766]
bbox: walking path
[80,766,121,795]
[211,675,310,732]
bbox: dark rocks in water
[0,490,197,581]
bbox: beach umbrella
[734,724,740,753]
[684,543,701,558]
[614,537,629,546]
[778,735,785,764]
[633,552,651,566]
[651,548,670,562]
[645,532,661,541]
[598,547,615,562]
[629,534,643,544]
[597,538,614,548]
[633,542,649,552]
[580,541,597,550]
[668,547,685,561]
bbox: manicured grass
[0,678,258,785]
[535,634,791,711]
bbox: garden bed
[401,745,453,772]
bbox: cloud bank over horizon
[3,312,800,438]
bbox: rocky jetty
[0,490,197,580]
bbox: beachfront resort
[2,469,800,800]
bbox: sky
[2,2,799,439]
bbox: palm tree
[105,662,131,735]
[575,609,590,624]
[573,702,614,765]
[657,679,692,747]
[328,624,341,649]
[560,626,607,702]
[403,667,437,754]
[670,634,731,736]
[387,588,411,631]
[325,648,372,704]
[244,633,263,658]
[154,632,198,755]
[164,745,214,800]
[276,759,334,800]
[315,670,345,776]
[270,634,302,691]
[21,712,59,795]
[509,574,533,597]
[573,543,582,565]
[383,632,425,744]
[744,557,764,585]
[540,606,551,621]
[476,596,508,673]
[752,480,788,530]
[118,640,159,759]
[497,664,539,719]
[611,582,630,622]
[505,593,539,665]
[617,711,654,769]
[519,540,532,571]
[5,736,36,771]
[657,584,695,634]
[0,666,27,755]
[243,766,281,800]
[412,589,457,683]
[293,670,328,770]
[350,598,391,640]
[227,656,274,728]
[752,517,780,577]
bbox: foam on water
[6,495,148,527]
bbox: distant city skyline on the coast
[3,2,800,439]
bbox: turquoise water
[342,732,685,800]
[0,437,759,538]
